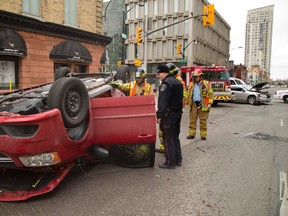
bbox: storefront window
[0,60,17,89]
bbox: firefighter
[156,64,183,169]
[157,63,187,153]
[109,67,153,165]
[186,69,214,140]
[110,67,154,96]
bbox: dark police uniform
[157,72,183,167]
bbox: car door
[90,95,156,145]
[231,86,243,102]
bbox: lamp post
[229,46,243,51]
[121,3,144,63]
[102,0,114,21]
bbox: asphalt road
[1,87,288,216]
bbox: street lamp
[121,3,144,63]
[102,0,114,21]
[229,46,243,51]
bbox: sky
[210,0,288,80]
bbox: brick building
[0,0,111,91]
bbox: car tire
[47,77,89,128]
[248,95,256,105]
[283,96,288,103]
[115,65,130,83]
[54,67,70,81]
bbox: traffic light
[137,27,143,45]
[177,43,182,55]
[134,59,142,67]
[203,4,215,26]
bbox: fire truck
[180,65,232,104]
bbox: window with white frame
[144,1,148,16]
[65,0,77,27]
[153,20,157,32]
[173,0,178,13]
[184,0,189,9]
[184,20,189,34]
[22,0,40,17]
[135,5,139,19]
[153,42,157,59]
[162,41,167,58]
[173,18,178,35]
[153,0,157,16]
[173,41,177,56]
[163,0,168,14]
[163,19,168,35]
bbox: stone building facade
[123,0,231,72]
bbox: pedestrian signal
[137,27,143,45]
[203,4,215,26]
[177,43,182,55]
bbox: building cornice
[0,10,112,46]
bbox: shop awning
[49,40,92,63]
[0,28,27,57]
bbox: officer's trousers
[160,111,182,166]
[188,105,209,138]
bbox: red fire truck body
[180,65,232,103]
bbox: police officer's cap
[157,64,170,73]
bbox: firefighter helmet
[135,68,147,78]
[166,62,179,75]
[192,69,203,77]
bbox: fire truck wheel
[54,67,71,81]
[47,77,89,128]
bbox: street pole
[143,15,148,71]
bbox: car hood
[251,82,268,90]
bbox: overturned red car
[0,68,156,201]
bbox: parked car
[0,68,156,201]
[229,77,247,86]
[273,89,288,103]
[231,82,272,105]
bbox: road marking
[280,118,284,127]
[279,171,288,215]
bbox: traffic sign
[179,59,187,63]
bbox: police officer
[157,63,187,153]
[156,64,183,169]
[186,69,214,140]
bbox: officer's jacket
[187,80,214,112]
[118,81,153,96]
[157,74,183,119]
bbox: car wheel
[54,67,71,81]
[248,95,256,105]
[47,77,89,128]
[115,65,130,83]
[283,96,288,103]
